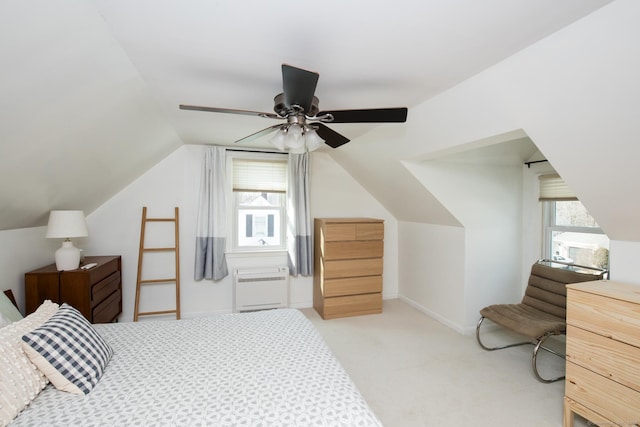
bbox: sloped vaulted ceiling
[0,0,614,231]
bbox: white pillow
[0,291,22,324]
[0,312,12,328]
[0,300,59,427]
[22,303,113,395]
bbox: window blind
[538,174,578,201]
[232,158,287,193]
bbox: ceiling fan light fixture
[304,128,325,152]
[268,124,325,153]
[284,124,304,153]
[287,124,303,141]
[269,129,287,151]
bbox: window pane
[543,200,609,272]
[237,209,281,246]
[235,192,284,248]
[550,230,610,270]
[554,201,599,227]
[237,192,283,207]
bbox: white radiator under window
[233,267,289,312]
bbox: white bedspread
[11,309,382,426]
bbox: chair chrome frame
[476,316,566,383]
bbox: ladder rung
[140,278,177,284]
[143,247,176,252]
[146,218,176,222]
[137,309,178,316]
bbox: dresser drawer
[322,240,383,260]
[567,288,640,348]
[323,276,383,297]
[323,258,383,279]
[566,362,640,424]
[93,289,121,324]
[324,221,383,241]
[322,293,382,319]
[355,222,384,240]
[567,325,640,392]
[92,271,121,305]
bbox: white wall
[400,152,524,333]
[77,145,398,321]
[608,240,640,284]
[398,222,465,331]
[330,0,640,323]
[0,227,62,313]
[0,145,397,321]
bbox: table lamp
[46,210,89,271]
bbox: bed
[1,299,382,426]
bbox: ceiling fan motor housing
[273,93,319,117]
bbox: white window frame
[226,151,288,253]
[541,200,609,270]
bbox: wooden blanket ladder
[134,207,181,321]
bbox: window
[539,175,609,270]
[230,155,287,251]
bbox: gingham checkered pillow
[21,303,113,395]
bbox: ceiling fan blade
[315,123,350,148]
[179,104,281,119]
[234,124,282,144]
[282,64,319,113]
[319,107,408,123]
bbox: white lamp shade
[269,129,287,151]
[269,124,326,153]
[46,210,88,238]
[304,129,325,152]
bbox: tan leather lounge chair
[476,260,606,383]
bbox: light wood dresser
[564,280,640,427]
[313,218,383,320]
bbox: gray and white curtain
[194,146,229,281]
[286,152,313,276]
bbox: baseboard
[398,295,476,335]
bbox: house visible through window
[230,155,287,251]
[539,174,609,270]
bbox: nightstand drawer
[567,325,640,391]
[568,288,640,348]
[93,289,121,324]
[323,276,383,297]
[566,362,640,424]
[87,257,119,284]
[92,271,121,305]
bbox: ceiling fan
[179,64,408,152]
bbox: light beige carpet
[301,299,590,427]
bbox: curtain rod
[225,147,288,155]
[524,159,548,168]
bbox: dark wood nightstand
[25,255,122,323]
